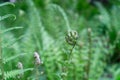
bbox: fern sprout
[33,52,41,80]
[65,30,78,46]
[17,62,24,79]
[34,52,41,65]
[17,62,23,69]
[88,28,92,35]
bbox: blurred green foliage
[1,0,120,80]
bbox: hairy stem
[69,42,76,61]
[86,28,92,80]
[62,42,76,80]
[34,64,39,80]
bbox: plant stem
[69,42,76,61]
[62,42,76,80]
[35,65,39,80]
[68,43,76,80]
[86,28,92,80]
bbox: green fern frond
[4,68,33,80]
[48,4,71,30]
[25,0,54,51]
[0,14,16,21]
[2,35,24,48]
[3,53,26,64]
[95,2,110,27]
[2,27,23,34]
[0,2,15,7]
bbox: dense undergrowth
[0,0,120,80]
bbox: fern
[0,2,15,7]
[3,53,26,64]
[0,68,33,80]
[48,4,71,30]
[0,2,25,80]
[96,2,120,63]
[0,1,118,80]
[2,26,23,34]
[0,14,16,21]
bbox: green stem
[86,29,92,80]
[35,65,39,80]
[62,42,76,80]
[69,42,76,61]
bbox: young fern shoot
[34,52,41,80]
[85,28,92,80]
[62,30,78,79]
[65,30,78,61]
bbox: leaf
[95,2,110,27]
[2,35,24,48]
[2,27,23,34]
[48,4,70,30]
[0,14,16,21]
[4,68,33,80]
[3,53,26,64]
[0,2,15,7]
